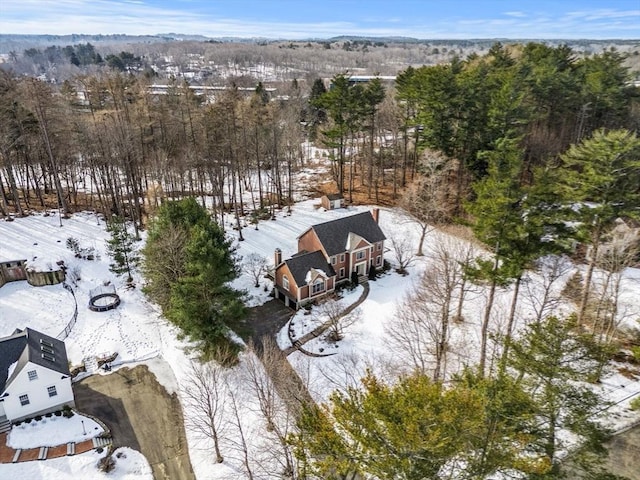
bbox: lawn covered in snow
[8,413,104,449]
[0,447,152,480]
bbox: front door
[356,262,366,276]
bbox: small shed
[321,193,344,210]
[0,259,28,288]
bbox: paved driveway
[241,298,293,350]
[74,364,196,480]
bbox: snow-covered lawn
[0,447,152,480]
[7,413,104,449]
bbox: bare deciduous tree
[181,358,229,463]
[388,234,477,380]
[399,150,459,255]
[524,255,573,324]
[226,378,255,480]
[244,338,299,478]
[389,234,417,275]
[315,298,360,342]
[243,253,269,288]
[592,234,640,343]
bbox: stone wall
[0,259,65,289]
[26,268,66,286]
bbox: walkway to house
[242,281,371,416]
[283,281,370,356]
[0,430,110,464]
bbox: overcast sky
[1,0,639,39]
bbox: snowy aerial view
[1,1,640,479]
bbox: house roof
[323,193,343,201]
[0,328,70,393]
[308,211,386,257]
[283,251,336,287]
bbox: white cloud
[0,1,639,39]
[504,11,526,18]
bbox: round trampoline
[89,284,121,312]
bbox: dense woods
[1,40,640,478]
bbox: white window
[377,242,382,251]
[339,254,345,263]
[339,267,345,278]
[311,279,325,295]
[19,394,30,406]
[28,370,38,381]
[283,275,289,291]
[356,250,366,261]
[376,255,382,266]
[47,385,58,397]
[331,256,336,265]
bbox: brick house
[273,209,385,309]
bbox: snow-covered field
[0,447,152,480]
[2,195,640,478]
[8,413,104,449]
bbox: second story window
[283,275,289,291]
[28,370,38,381]
[356,250,366,261]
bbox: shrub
[62,405,74,418]
[368,265,377,281]
[631,346,640,362]
[14,420,22,426]
[34,415,42,421]
[66,237,81,256]
[350,271,359,289]
[24,418,32,424]
[97,454,115,472]
[54,410,62,417]
[630,396,640,411]
[45,412,52,418]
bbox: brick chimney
[372,208,380,224]
[274,248,282,266]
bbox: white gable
[345,232,371,251]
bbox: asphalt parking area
[74,364,196,480]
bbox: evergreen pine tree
[142,198,246,360]
[106,216,139,283]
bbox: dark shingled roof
[324,193,343,201]
[308,211,386,257]
[0,328,70,393]
[284,251,336,287]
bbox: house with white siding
[0,328,75,430]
